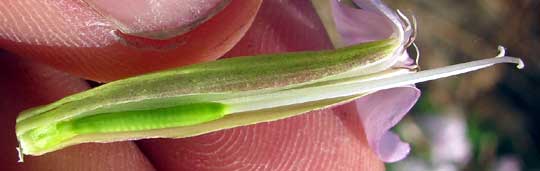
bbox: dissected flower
[14,0,523,164]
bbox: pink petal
[352,87,420,162]
[379,131,411,162]
[331,0,415,65]
[330,0,394,45]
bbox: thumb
[86,0,230,39]
[0,0,261,82]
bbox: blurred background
[382,0,539,170]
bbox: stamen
[412,42,421,71]
[410,14,418,45]
[396,10,411,30]
[494,46,523,68]
[17,146,24,163]
[396,10,417,48]
[497,45,506,58]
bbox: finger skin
[85,0,228,39]
[0,0,386,170]
[0,0,261,82]
[0,52,155,171]
[136,1,385,170]
[137,109,384,171]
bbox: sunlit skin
[0,0,385,170]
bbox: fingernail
[85,0,231,40]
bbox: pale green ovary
[19,102,228,153]
[70,102,227,133]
